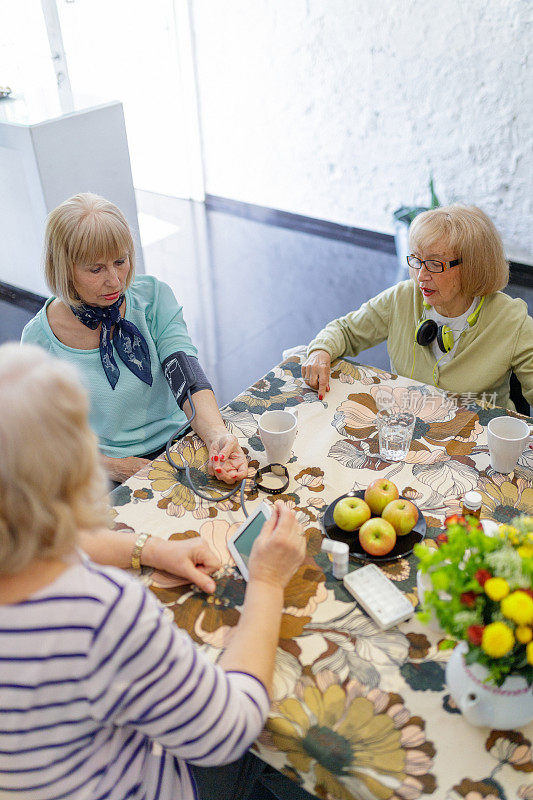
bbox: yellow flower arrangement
[484,577,510,601]
[501,591,533,626]
[481,622,515,658]
[416,513,533,687]
[516,626,533,644]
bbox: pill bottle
[321,539,349,579]
[461,491,482,520]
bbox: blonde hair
[0,344,109,574]
[409,205,509,297]
[44,193,136,306]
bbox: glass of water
[376,410,416,461]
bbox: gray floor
[3,191,533,407]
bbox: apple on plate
[333,496,371,531]
[381,499,419,535]
[364,478,399,516]
[358,517,397,557]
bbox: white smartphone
[227,502,272,580]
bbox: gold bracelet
[131,532,151,571]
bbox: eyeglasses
[407,255,462,273]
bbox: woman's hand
[248,501,306,589]
[101,455,151,483]
[142,536,221,594]
[207,431,248,484]
[301,350,331,399]
[217,501,306,690]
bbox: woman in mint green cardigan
[22,193,248,485]
[303,205,532,411]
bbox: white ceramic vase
[445,642,533,729]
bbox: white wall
[191,0,532,263]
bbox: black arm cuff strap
[162,352,213,409]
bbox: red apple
[333,496,371,531]
[381,499,419,536]
[364,478,399,515]
[358,518,397,557]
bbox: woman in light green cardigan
[303,205,533,410]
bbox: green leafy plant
[394,176,440,225]
[415,514,533,687]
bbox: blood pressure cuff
[162,352,213,409]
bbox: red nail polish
[319,394,323,401]
[220,455,225,461]
[216,468,222,473]
[214,455,218,461]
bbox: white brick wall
[191,0,532,263]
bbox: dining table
[110,351,533,800]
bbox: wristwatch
[253,463,290,495]
[131,532,151,571]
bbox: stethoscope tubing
[164,390,249,515]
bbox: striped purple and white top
[0,554,269,799]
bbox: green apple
[333,496,371,531]
[382,499,419,535]
[358,517,397,556]
[364,478,399,516]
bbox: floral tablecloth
[110,356,533,800]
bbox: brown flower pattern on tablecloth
[108,355,533,799]
[229,362,307,415]
[149,520,328,646]
[330,386,483,468]
[295,467,325,493]
[381,559,411,582]
[403,485,423,500]
[132,487,153,501]
[406,633,431,660]
[280,564,328,640]
[446,777,506,799]
[266,673,436,800]
[304,605,410,687]
[304,526,323,557]
[148,440,214,512]
[478,479,533,523]
[330,360,394,385]
[485,730,533,772]
[151,569,245,647]
[147,441,259,517]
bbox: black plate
[323,490,426,562]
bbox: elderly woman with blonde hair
[303,205,533,409]
[22,192,247,485]
[0,343,307,800]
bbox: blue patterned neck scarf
[71,295,152,389]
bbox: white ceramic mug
[487,416,533,473]
[258,410,298,464]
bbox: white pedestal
[0,99,143,297]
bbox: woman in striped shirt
[0,343,307,800]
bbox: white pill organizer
[343,563,414,630]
